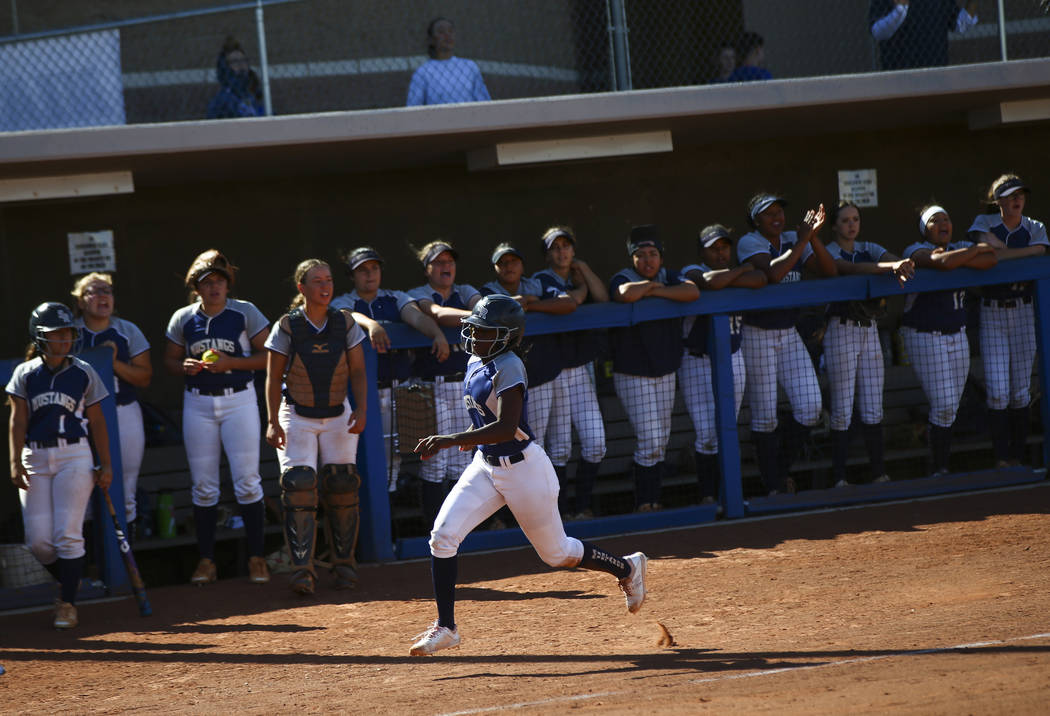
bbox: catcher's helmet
[29,302,79,356]
[460,294,525,359]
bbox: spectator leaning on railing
[406,17,491,106]
[869,0,978,70]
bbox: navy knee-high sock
[57,557,82,604]
[42,559,62,582]
[194,505,218,560]
[578,541,631,579]
[240,500,265,558]
[431,555,458,630]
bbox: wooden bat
[102,489,152,617]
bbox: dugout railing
[356,256,1050,562]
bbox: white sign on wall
[68,230,116,274]
[838,169,878,208]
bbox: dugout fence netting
[1,0,1048,131]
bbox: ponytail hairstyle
[184,249,237,302]
[985,173,1029,214]
[70,271,114,316]
[289,258,330,311]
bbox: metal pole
[255,0,273,115]
[604,0,616,91]
[608,0,631,90]
[9,0,18,35]
[997,0,1008,61]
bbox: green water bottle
[156,493,176,539]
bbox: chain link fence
[0,0,1048,131]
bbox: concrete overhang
[0,58,1048,189]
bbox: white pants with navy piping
[19,440,95,563]
[117,400,145,522]
[613,371,676,467]
[824,319,885,431]
[429,443,584,567]
[678,349,746,454]
[181,386,263,506]
[546,364,607,465]
[980,302,1037,410]
[901,326,970,428]
[742,324,822,433]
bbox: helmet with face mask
[460,294,525,359]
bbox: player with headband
[408,294,648,656]
[968,175,1048,466]
[902,204,996,475]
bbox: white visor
[919,205,948,236]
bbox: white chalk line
[435,631,1050,716]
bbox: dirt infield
[2,483,1049,715]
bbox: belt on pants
[187,384,250,396]
[28,437,82,449]
[484,452,525,467]
[433,372,466,383]
[914,326,962,336]
[838,316,873,328]
[982,296,1032,308]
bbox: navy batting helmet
[461,294,525,358]
[29,302,79,356]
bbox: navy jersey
[165,298,269,391]
[681,263,743,356]
[76,316,149,406]
[480,278,562,387]
[533,268,607,368]
[902,240,973,331]
[969,213,1049,300]
[826,241,888,319]
[463,352,534,458]
[608,267,685,377]
[737,230,814,330]
[331,289,416,382]
[6,356,108,444]
[408,284,478,379]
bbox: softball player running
[331,247,449,496]
[737,194,836,494]
[680,225,766,504]
[265,259,369,594]
[824,202,914,486]
[164,250,270,585]
[7,302,112,629]
[534,226,610,519]
[611,225,700,511]
[968,175,1048,466]
[480,243,575,511]
[408,241,480,525]
[408,294,648,656]
[71,273,151,531]
[902,205,997,475]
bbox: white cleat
[410,621,461,656]
[619,552,648,614]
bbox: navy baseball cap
[347,247,384,271]
[627,224,663,255]
[541,227,575,252]
[748,193,787,223]
[491,243,523,265]
[699,224,731,248]
[994,177,1029,200]
[422,242,459,267]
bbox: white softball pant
[117,401,145,522]
[526,377,561,459]
[901,326,970,428]
[420,378,473,483]
[980,302,1037,410]
[19,441,95,563]
[824,320,885,431]
[742,324,822,433]
[429,442,584,568]
[678,350,746,455]
[182,387,263,506]
[613,371,676,467]
[275,398,359,472]
[546,364,607,465]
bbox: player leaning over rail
[265,259,369,595]
[408,294,648,656]
[7,302,112,630]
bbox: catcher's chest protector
[284,308,351,418]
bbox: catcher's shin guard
[319,464,361,570]
[280,466,318,572]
